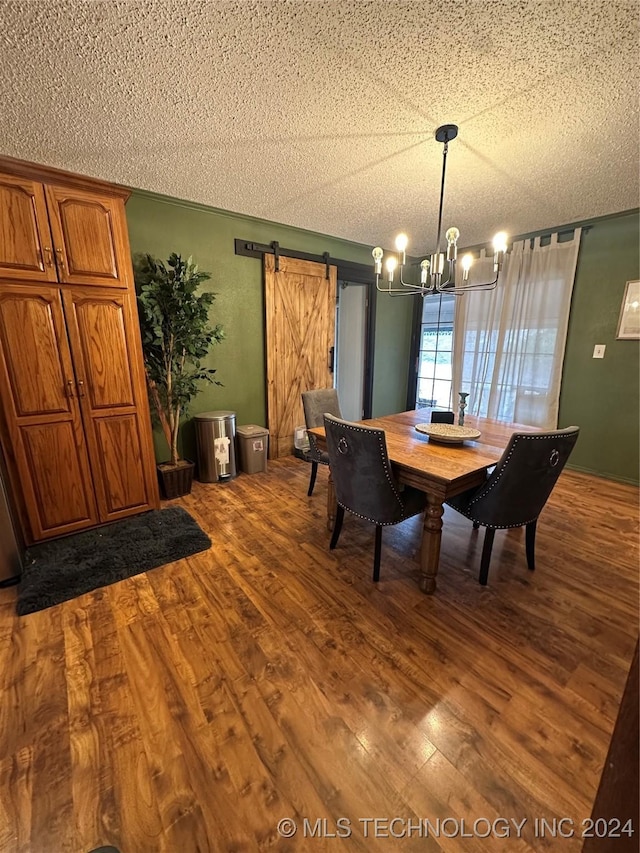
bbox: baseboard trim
[566,463,639,487]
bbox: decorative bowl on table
[415,423,481,444]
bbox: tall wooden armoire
[0,156,159,545]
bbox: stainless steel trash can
[194,411,237,482]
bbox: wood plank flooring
[0,458,637,853]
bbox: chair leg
[479,528,495,585]
[330,505,344,550]
[307,461,318,496]
[373,525,382,582]
[525,520,537,571]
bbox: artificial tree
[134,252,224,491]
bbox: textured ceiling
[1,0,638,254]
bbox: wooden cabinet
[62,287,157,522]
[0,284,99,539]
[0,171,130,288]
[0,156,159,544]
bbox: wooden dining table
[308,409,534,594]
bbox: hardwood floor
[0,458,637,853]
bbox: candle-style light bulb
[385,256,397,283]
[461,253,473,281]
[372,246,383,275]
[445,227,460,245]
[395,233,408,265]
[445,226,460,261]
[492,231,508,254]
[395,233,408,252]
[420,258,430,285]
[492,231,508,272]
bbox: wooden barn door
[264,254,337,458]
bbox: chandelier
[372,124,508,296]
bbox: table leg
[327,470,336,532]
[420,494,444,594]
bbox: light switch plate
[593,344,606,359]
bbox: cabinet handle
[77,379,85,397]
[66,379,75,398]
[55,248,65,272]
[43,247,53,267]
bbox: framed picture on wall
[616,280,640,340]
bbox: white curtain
[452,229,581,429]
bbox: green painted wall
[127,190,638,483]
[125,191,413,462]
[371,294,413,417]
[559,211,640,483]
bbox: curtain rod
[459,224,592,255]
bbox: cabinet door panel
[63,288,158,522]
[45,186,129,287]
[94,415,149,513]
[68,292,135,408]
[0,284,98,541]
[0,174,57,283]
[22,422,98,531]
[0,289,70,415]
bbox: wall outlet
[593,344,606,359]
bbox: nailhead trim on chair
[460,429,578,529]
[335,499,418,526]
[327,418,408,523]
[307,434,329,465]
[455,507,539,530]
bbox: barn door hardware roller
[271,240,280,272]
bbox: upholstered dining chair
[301,388,342,496]
[446,426,580,585]
[323,413,427,582]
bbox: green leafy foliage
[134,252,224,466]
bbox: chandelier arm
[376,280,435,296]
[436,275,499,294]
[438,259,457,289]
[457,280,498,292]
[398,265,412,287]
[378,268,432,291]
[389,289,435,297]
[398,277,431,290]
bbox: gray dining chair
[323,413,427,581]
[301,388,342,496]
[446,426,579,585]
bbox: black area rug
[17,507,211,616]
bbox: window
[416,293,455,410]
